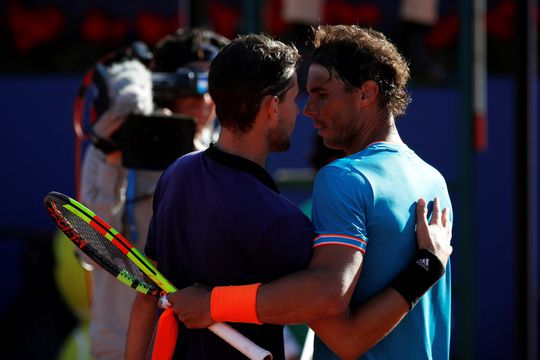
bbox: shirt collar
[204,143,279,193]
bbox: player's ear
[263,95,279,124]
[358,80,379,106]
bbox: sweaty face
[304,64,360,152]
[268,75,300,152]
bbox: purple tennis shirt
[145,144,314,359]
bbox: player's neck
[349,116,404,154]
[216,129,268,167]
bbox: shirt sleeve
[311,164,373,254]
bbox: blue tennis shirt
[145,144,315,359]
[311,142,452,360]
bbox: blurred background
[0,0,538,359]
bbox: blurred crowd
[0,0,537,84]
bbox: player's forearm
[310,288,409,359]
[309,248,448,358]
[195,247,363,328]
[125,293,159,360]
[257,261,358,324]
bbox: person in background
[79,52,156,360]
[152,28,230,150]
[79,28,228,360]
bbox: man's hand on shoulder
[416,197,452,267]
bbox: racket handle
[209,322,273,360]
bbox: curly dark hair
[208,34,300,133]
[311,25,411,118]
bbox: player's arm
[168,208,362,326]
[171,197,450,334]
[168,244,362,326]
[257,244,363,323]
[170,168,367,326]
[308,288,408,360]
[125,261,160,360]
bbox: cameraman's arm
[90,59,154,156]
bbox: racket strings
[58,203,148,284]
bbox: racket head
[44,191,160,296]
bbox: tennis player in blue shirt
[157,28,453,360]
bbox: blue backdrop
[0,75,538,359]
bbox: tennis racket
[44,191,272,360]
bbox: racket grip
[209,322,273,360]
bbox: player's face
[268,75,300,152]
[304,64,361,153]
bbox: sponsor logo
[416,258,430,271]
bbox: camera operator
[78,29,229,360]
[78,45,159,360]
[152,28,230,150]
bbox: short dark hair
[208,34,300,133]
[311,25,411,118]
[153,28,230,72]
